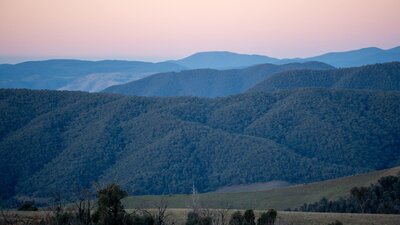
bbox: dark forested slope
[0,88,399,201]
[249,62,400,93]
[102,62,333,97]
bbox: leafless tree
[71,188,94,225]
[214,206,231,225]
[196,204,231,225]
[153,199,169,225]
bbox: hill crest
[103,61,333,97]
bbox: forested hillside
[1,88,399,201]
[102,62,333,97]
[248,62,400,93]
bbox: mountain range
[0,46,399,92]
[103,62,400,97]
[279,46,400,67]
[1,88,399,201]
[167,46,400,69]
[0,59,185,91]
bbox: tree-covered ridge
[248,62,400,93]
[102,62,333,97]
[0,88,399,202]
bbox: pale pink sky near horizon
[1,0,400,63]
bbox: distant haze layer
[1,0,400,63]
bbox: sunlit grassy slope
[123,166,400,210]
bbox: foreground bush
[17,201,38,211]
[257,209,277,225]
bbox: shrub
[18,201,38,211]
[229,211,244,225]
[243,210,255,225]
[328,220,343,225]
[257,209,277,225]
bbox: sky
[1,0,400,63]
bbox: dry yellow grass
[4,167,400,225]
[126,209,400,225]
[2,209,400,225]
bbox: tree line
[290,174,400,214]
[1,184,280,225]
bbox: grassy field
[123,166,400,210]
[3,210,400,225]
[3,167,400,225]
[273,211,400,225]
[128,209,400,225]
[125,209,400,225]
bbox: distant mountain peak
[185,51,271,58]
[168,51,280,69]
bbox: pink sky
[1,0,400,63]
